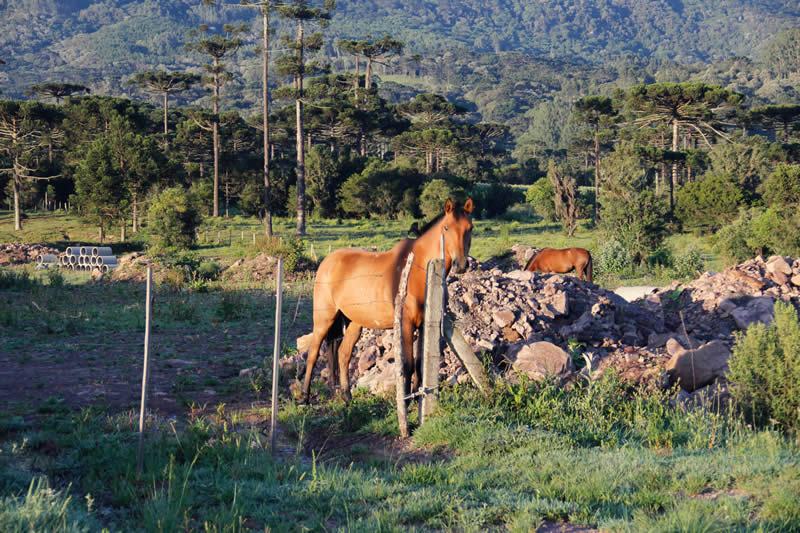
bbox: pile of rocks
[0,243,60,266]
[644,255,800,345]
[292,253,800,403]
[222,253,282,283]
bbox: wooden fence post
[393,252,414,438]
[420,259,444,423]
[443,317,489,395]
[137,266,153,476]
[270,258,283,454]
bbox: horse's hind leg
[302,312,338,404]
[337,321,363,402]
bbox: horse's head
[441,198,474,274]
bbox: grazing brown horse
[524,247,593,282]
[302,198,474,403]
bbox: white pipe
[92,247,113,256]
[97,256,118,265]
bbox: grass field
[3,208,792,532]
[0,207,726,289]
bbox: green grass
[1,375,798,531]
[3,208,783,531]
[1,207,723,289]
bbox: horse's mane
[413,204,470,239]
[415,213,443,237]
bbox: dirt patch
[0,327,266,419]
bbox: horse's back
[527,247,590,273]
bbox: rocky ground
[0,243,60,266]
[291,246,800,407]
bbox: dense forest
[1,0,799,262]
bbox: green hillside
[0,0,797,145]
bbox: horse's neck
[412,226,450,274]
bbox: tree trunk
[593,126,599,224]
[213,60,221,218]
[163,92,169,149]
[132,191,139,232]
[365,57,373,89]
[295,19,306,236]
[12,172,21,231]
[120,219,126,242]
[670,118,679,213]
[262,7,273,237]
[99,225,105,243]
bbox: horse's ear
[444,198,454,213]
[463,198,473,214]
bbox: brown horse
[524,247,593,282]
[302,198,474,403]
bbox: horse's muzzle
[451,255,468,274]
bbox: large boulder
[504,341,574,383]
[664,340,731,392]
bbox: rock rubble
[292,252,800,401]
[0,243,60,266]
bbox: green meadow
[2,209,796,532]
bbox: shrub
[673,246,705,278]
[147,187,202,249]
[728,300,800,432]
[419,179,466,220]
[339,160,424,218]
[761,163,800,209]
[675,172,746,231]
[600,143,671,258]
[713,207,800,263]
[469,182,522,219]
[252,235,306,273]
[594,239,634,277]
[712,208,759,264]
[196,261,221,281]
[524,177,557,221]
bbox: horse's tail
[586,251,593,283]
[325,313,347,395]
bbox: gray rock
[766,256,792,275]
[730,296,775,330]
[505,341,574,382]
[665,340,731,392]
[549,291,569,316]
[493,309,515,328]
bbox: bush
[338,160,424,218]
[419,179,466,220]
[713,207,800,264]
[675,172,746,231]
[728,300,800,432]
[524,177,556,221]
[252,235,306,273]
[147,187,202,249]
[673,246,705,278]
[594,239,634,277]
[469,182,523,219]
[761,163,800,209]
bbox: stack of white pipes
[35,254,59,269]
[58,246,118,272]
